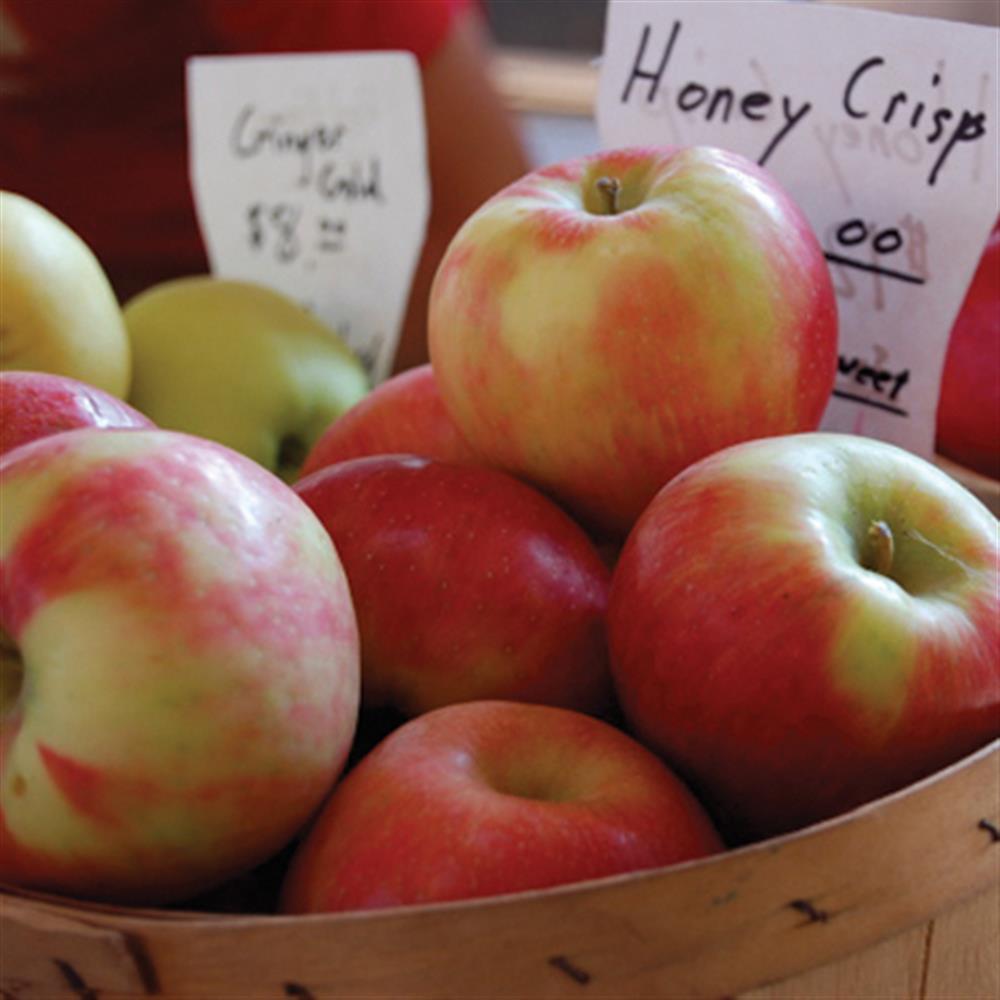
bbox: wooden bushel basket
[3,460,998,999]
[2,738,997,1000]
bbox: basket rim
[933,452,1000,495]
[4,736,997,928]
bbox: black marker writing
[838,354,910,404]
[842,57,987,185]
[231,105,347,186]
[246,202,348,262]
[618,22,988,189]
[824,216,926,285]
[620,22,813,167]
[836,345,910,418]
[317,158,385,203]
[622,19,680,104]
[247,202,301,262]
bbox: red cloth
[0,0,467,300]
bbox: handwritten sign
[597,0,998,458]
[187,52,430,383]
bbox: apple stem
[863,520,895,577]
[596,176,622,215]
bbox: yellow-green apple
[0,191,131,398]
[936,218,999,480]
[295,455,613,718]
[607,433,1000,843]
[122,276,370,481]
[0,370,153,457]
[429,145,838,539]
[0,428,360,904]
[299,363,480,479]
[280,700,723,913]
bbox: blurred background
[484,0,604,166]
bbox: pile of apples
[0,146,997,916]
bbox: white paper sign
[598,0,998,458]
[187,52,430,383]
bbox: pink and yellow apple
[936,218,999,481]
[280,700,723,913]
[0,429,360,904]
[429,145,838,538]
[295,455,613,718]
[607,432,1000,843]
[0,370,153,457]
[300,363,480,479]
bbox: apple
[279,700,723,913]
[0,190,131,398]
[428,145,838,539]
[607,432,1000,844]
[0,428,360,904]
[122,276,371,481]
[294,454,613,718]
[299,363,481,479]
[0,370,154,457]
[936,218,999,480]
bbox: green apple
[123,276,370,481]
[0,190,131,398]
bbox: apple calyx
[862,519,895,578]
[277,433,309,483]
[476,753,575,804]
[0,629,23,719]
[595,176,623,216]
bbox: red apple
[294,455,613,718]
[1,428,360,903]
[936,218,999,480]
[429,145,838,538]
[279,700,723,913]
[607,432,999,843]
[299,364,480,479]
[0,370,153,457]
